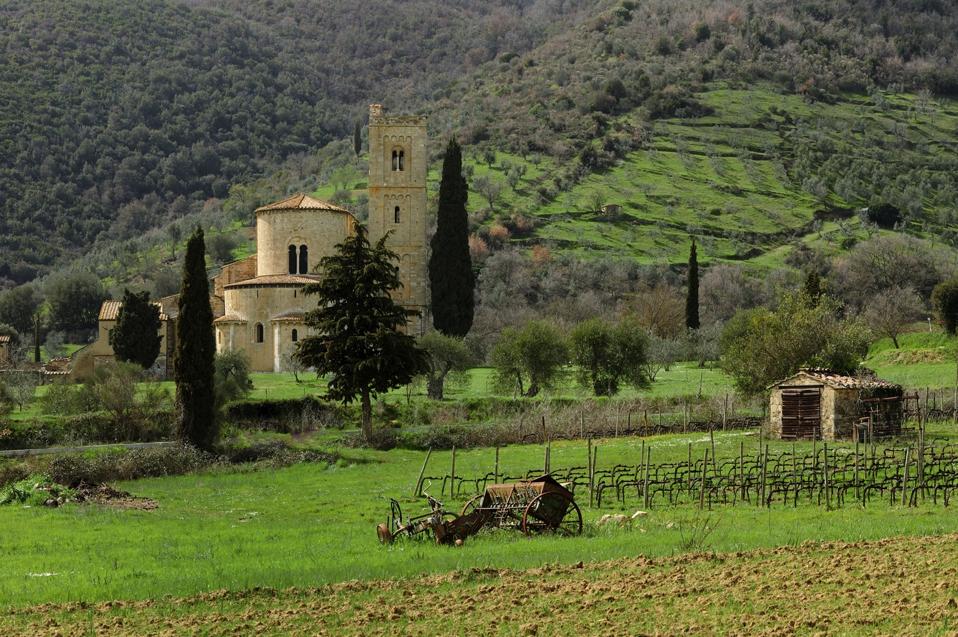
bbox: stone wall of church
[256,210,355,277]
[217,284,311,372]
[213,255,257,299]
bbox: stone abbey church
[77,105,428,375]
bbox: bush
[224,397,346,432]
[49,444,215,487]
[40,381,99,416]
[933,279,958,334]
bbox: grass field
[6,532,958,636]
[4,423,958,613]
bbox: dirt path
[7,533,958,635]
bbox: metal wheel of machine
[521,492,583,536]
[460,494,484,517]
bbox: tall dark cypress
[174,227,217,450]
[685,238,700,331]
[429,138,474,337]
[353,121,362,156]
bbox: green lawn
[4,424,958,608]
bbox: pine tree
[296,227,428,440]
[353,121,362,156]
[110,289,162,369]
[685,238,700,330]
[429,138,474,337]
[174,227,217,450]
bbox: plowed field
[7,533,958,636]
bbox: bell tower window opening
[394,206,401,223]
[391,148,405,172]
[291,329,298,342]
[255,323,264,343]
[288,245,297,275]
[299,244,308,274]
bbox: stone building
[214,193,357,372]
[0,334,11,368]
[77,104,428,375]
[72,299,177,380]
[768,369,903,441]
[366,103,429,332]
[214,103,428,371]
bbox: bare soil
[6,532,958,635]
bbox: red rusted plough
[377,475,582,545]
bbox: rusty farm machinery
[377,475,583,545]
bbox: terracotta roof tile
[0,335,11,344]
[223,274,320,289]
[98,300,169,321]
[775,369,901,391]
[255,193,352,214]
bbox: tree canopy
[720,292,872,396]
[570,317,650,396]
[296,227,429,439]
[491,320,568,398]
[110,289,162,369]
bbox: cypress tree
[353,121,362,156]
[685,238,700,330]
[174,227,217,450]
[429,138,474,337]
[110,289,162,369]
[33,314,40,363]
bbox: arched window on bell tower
[394,206,401,223]
[391,147,405,172]
[298,244,308,274]
[288,245,297,275]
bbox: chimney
[369,103,384,118]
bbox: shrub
[933,279,958,334]
[49,444,215,487]
[40,381,99,416]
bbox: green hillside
[5,0,958,294]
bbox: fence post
[643,447,651,509]
[699,448,708,509]
[450,445,456,498]
[414,447,432,496]
[587,438,594,508]
[823,443,830,509]
[710,428,717,472]
[902,447,911,507]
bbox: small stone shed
[768,370,903,441]
[0,334,10,367]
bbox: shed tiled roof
[0,335,10,344]
[98,300,170,322]
[255,193,351,214]
[223,274,320,289]
[776,369,901,391]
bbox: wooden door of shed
[781,387,822,440]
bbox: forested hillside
[0,0,583,286]
[2,0,958,290]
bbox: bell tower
[367,104,428,333]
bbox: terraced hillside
[462,85,958,266]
